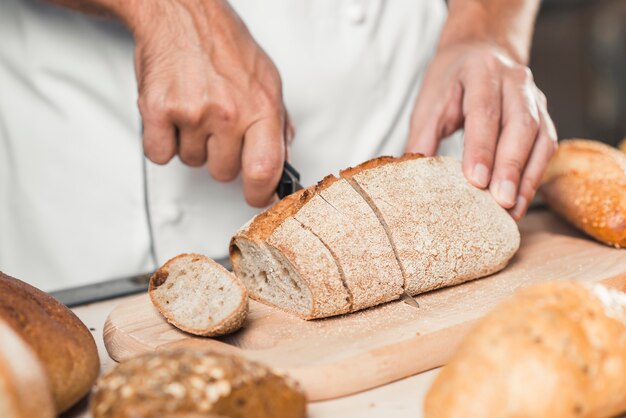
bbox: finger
[284,112,295,161]
[141,117,177,165]
[461,73,502,189]
[178,127,208,167]
[406,79,464,156]
[241,115,285,207]
[490,68,540,208]
[207,133,243,182]
[510,91,558,220]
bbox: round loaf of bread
[0,318,55,418]
[91,349,307,418]
[149,254,248,337]
[0,272,100,413]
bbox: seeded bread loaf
[231,154,520,319]
[425,281,626,418]
[149,254,248,337]
[541,139,626,248]
[0,272,99,413]
[0,319,55,418]
[91,349,306,418]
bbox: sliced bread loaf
[149,254,248,336]
[231,154,520,319]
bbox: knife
[276,161,304,199]
[276,161,420,310]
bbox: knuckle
[245,159,281,184]
[179,152,206,167]
[139,94,169,121]
[174,100,209,127]
[501,157,525,175]
[210,164,240,182]
[212,102,239,125]
[509,65,533,83]
[519,110,540,131]
[472,103,501,123]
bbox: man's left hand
[406,40,557,220]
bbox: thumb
[406,81,464,156]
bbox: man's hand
[49,0,291,207]
[133,0,290,207]
[406,0,557,220]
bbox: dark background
[532,0,626,146]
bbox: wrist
[439,0,539,64]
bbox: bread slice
[425,281,626,418]
[231,189,352,319]
[149,254,248,336]
[341,155,520,295]
[0,319,55,418]
[541,139,626,248]
[91,349,306,418]
[0,272,100,413]
[293,176,403,311]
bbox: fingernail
[471,164,489,188]
[511,196,527,219]
[497,180,517,207]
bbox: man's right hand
[122,0,290,207]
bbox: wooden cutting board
[104,210,626,401]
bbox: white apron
[0,0,455,291]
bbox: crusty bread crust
[340,153,423,178]
[425,281,626,418]
[0,319,55,418]
[91,350,307,418]
[149,254,248,337]
[541,139,626,248]
[0,272,99,413]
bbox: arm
[406,0,558,220]
[47,0,291,208]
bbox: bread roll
[541,139,626,247]
[0,319,55,418]
[425,281,626,418]
[231,154,520,319]
[149,253,248,336]
[0,272,100,413]
[91,349,306,418]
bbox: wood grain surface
[103,210,626,401]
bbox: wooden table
[61,294,438,418]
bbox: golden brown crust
[425,281,626,418]
[619,138,626,154]
[340,153,423,178]
[0,319,55,418]
[540,139,626,248]
[0,272,100,413]
[91,350,307,418]
[149,254,248,337]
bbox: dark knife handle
[276,161,302,199]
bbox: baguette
[149,253,248,336]
[91,349,306,418]
[0,319,55,418]
[0,272,100,413]
[231,154,520,319]
[541,139,626,248]
[425,281,626,418]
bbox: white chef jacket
[0,0,459,291]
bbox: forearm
[441,0,541,64]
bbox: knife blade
[400,291,420,309]
[49,257,231,307]
[276,161,304,199]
